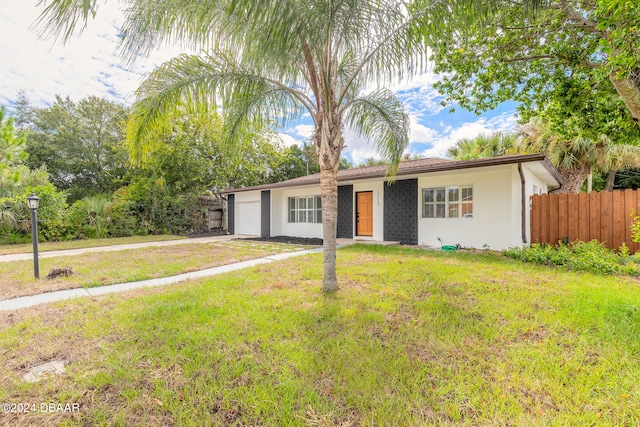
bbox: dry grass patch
[0,240,315,300]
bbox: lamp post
[27,193,40,279]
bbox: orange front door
[356,191,373,236]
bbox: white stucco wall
[417,165,522,250]
[270,186,323,238]
[520,164,549,245]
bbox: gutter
[518,162,528,244]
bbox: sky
[1,2,519,165]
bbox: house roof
[222,154,564,193]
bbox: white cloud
[418,113,519,158]
[394,72,447,117]
[0,3,185,108]
[342,128,378,165]
[292,124,315,139]
[409,115,438,143]
[277,133,303,147]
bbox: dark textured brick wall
[383,179,418,244]
[227,194,235,235]
[261,190,270,238]
[337,185,353,238]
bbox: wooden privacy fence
[530,189,640,253]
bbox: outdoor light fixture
[27,192,40,279]
[27,193,40,210]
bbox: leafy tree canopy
[430,0,640,144]
[129,104,319,193]
[0,106,28,185]
[19,95,131,202]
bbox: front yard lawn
[1,244,639,426]
[0,240,314,300]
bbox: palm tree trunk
[314,94,343,292]
[553,165,590,194]
[320,168,338,291]
[606,171,616,191]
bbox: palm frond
[127,51,310,163]
[345,88,409,177]
[448,132,519,159]
[33,0,97,43]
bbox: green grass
[1,244,639,426]
[0,235,187,255]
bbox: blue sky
[1,2,519,165]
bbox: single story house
[222,154,563,250]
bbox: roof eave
[221,154,564,194]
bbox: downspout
[518,163,528,244]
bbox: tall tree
[519,120,640,193]
[123,1,424,292]
[0,106,28,232]
[137,106,301,193]
[21,96,130,202]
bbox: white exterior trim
[353,180,384,241]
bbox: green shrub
[83,195,111,238]
[64,200,91,239]
[8,184,69,242]
[109,177,195,236]
[107,187,139,237]
[631,208,640,244]
[504,240,639,276]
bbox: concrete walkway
[0,234,246,263]
[0,245,323,311]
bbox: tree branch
[557,0,606,38]
[501,54,556,63]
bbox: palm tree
[35,0,545,291]
[84,195,111,238]
[519,120,640,193]
[447,132,519,160]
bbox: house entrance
[356,191,373,236]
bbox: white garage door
[236,201,261,235]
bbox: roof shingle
[222,154,562,193]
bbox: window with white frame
[288,196,322,223]
[422,186,473,218]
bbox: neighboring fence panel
[530,189,640,252]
